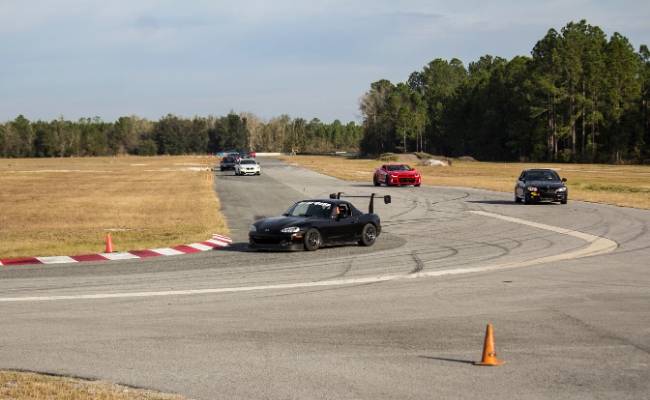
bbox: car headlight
[556,187,567,192]
[249,224,257,232]
[280,226,300,233]
[527,186,538,192]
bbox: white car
[235,159,261,176]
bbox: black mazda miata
[249,194,390,251]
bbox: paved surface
[1,158,649,399]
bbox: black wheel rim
[307,231,319,247]
[364,225,377,242]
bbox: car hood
[387,170,419,176]
[524,180,565,189]
[253,216,309,232]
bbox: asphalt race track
[1,158,649,399]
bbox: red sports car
[373,164,421,187]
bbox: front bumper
[239,169,260,175]
[249,232,304,251]
[528,190,567,202]
[388,176,421,186]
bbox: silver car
[235,159,261,176]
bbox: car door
[333,203,359,241]
[318,203,353,242]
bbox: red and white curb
[0,234,232,267]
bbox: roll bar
[329,192,391,214]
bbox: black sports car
[219,156,237,171]
[514,168,568,204]
[249,194,390,251]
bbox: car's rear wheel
[304,229,321,251]
[359,223,377,246]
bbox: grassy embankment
[0,156,227,258]
[280,155,650,209]
[0,370,187,400]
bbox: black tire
[561,197,568,204]
[358,223,377,246]
[373,176,380,186]
[303,229,321,251]
[415,183,421,187]
[514,193,522,203]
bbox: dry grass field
[280,155,650,209]
[0,156,226,258]
[0,370,186,400]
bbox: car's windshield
[284,201,332,218]
[222,157,233,162]
[524,170,560,181]
[240,160,256,165]
[386,164,411,171]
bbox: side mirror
[562,178,567,182]
[384,195,392,204]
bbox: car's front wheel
[373,176,380,186]
[524,193,532,205]
[514,192,522,203]
[304,229,321,251]
[359,223,377,246]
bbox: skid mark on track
[0,211,618,303]
[317,259,354,281]
[409,251,425,274]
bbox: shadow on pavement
[218,242,254,253]
[465,200,517,205]
[466,200,560,206]
[418,355,476,365]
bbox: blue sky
[1,0,648,123]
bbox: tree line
[3,20,648,163]
[0,113,362,157]
[360,20,650,163]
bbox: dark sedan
[249,198,382,251]
[219,156,237,171]
[514,168,568,204]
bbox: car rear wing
[329,192,391,214]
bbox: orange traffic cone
[475,323,504,366]
[105,233,114,253]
